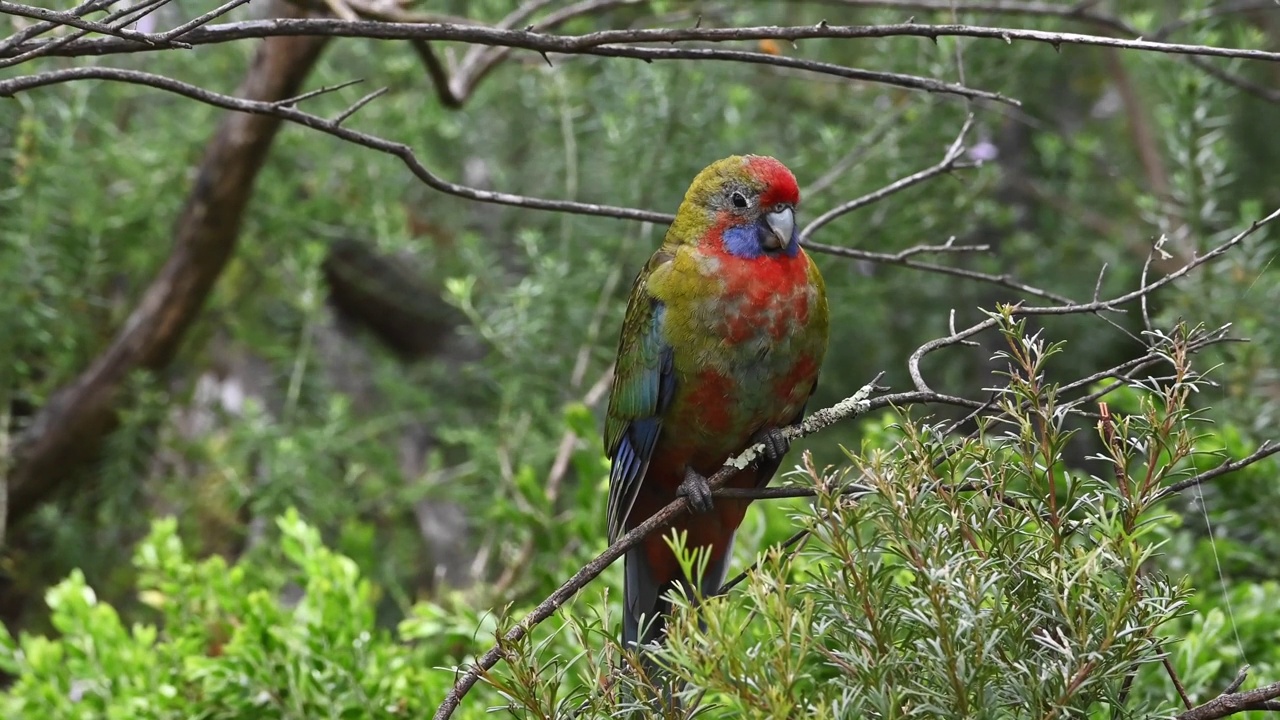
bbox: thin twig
[272,78,364,107]
[331,86,387,125]
[446,0,645,103]
[814,0,1130,33]
[819,0,1280,104]
[719,526,812,594]
[1151,1,1280,42]
[0,1,184,46]
[578,46,1015,105]
[0,0,119,54]
[1225,666,1252,695]
[1158,442,1280,500]
[1177,672,1280,720]
[907,208,1280,394]
[0,0,183,66]
[1140,235,1164,336]
[800,115,976,242]
[1165,655,1196,710]
[807,242,1077,304]
[409,39,462,108]
[803,109,909,198]
[159,0,255,41]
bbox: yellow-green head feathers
[666,155,802,259]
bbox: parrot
[604,154,829,651]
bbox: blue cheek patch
[721,223,802,258]
[722,224,764,259]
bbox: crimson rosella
[604,155,829,648]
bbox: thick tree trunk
[5,0,329,531]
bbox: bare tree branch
[807,239,1079,304]
[1166,655,1197,710]
[796,117,1088,305]
[7,18,1280,65]
[579,45,1014,105]
[0,0,178,67]
[817,0,1280,103]
[0,66,997,236]
[1178,670,1280,720]
[0,22,1016,104]
[444,0,646,105]
[0,0,120,53]
[0,0,188,47]
[3,61,1097,320]
[1151,1,1280,42]
[0,66,675,224]
[0,0,198,68]
[1158,442,1280,500]
[1185,53,1280,103]
[405,0,646,108]
[908,208,1280,394]
[160,0,255,42]
[330,84,386,125]
[408,38,462,109]
[815,0,1130,33]
[806,108,909,198]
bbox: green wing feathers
[604,253,676,542]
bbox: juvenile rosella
[605,155,829,648]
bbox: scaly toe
[678,467,714,514]
[754,427,791,461]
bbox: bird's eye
[730,192,749,209]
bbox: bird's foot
[678,467,714,514]
[752,427,790,462]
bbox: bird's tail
[621,537,735,692]
[623,540,734,644]
[622,544,667,650]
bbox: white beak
[764,207,795,250]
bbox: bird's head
[670,155,801,259]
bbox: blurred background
[2,0,1279,714]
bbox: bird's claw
[678,467,714,514]
[753,427,790,461]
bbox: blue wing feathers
[610,300,701,646]
[606,301,675,543]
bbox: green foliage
[3,320,1280,716]
[0,511,458,719]
[5,1,1280,718]
[488,318,1280,719]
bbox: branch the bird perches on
[431,376,885,720]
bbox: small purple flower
[968,141,999,163]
